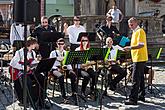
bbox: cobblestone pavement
[0,66,165,110]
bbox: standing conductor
[124,17,148,105]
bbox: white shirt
[67,24,86,44]
[107,9,122,23]
[10,48,37,70]
[10,23,30,45]
[49,49,72,70]
[104,45,118,60]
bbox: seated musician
[103,37,127,91]
[75,36,97,98]
[9,37,39,107]
[49,38,77,103]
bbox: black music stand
[77,32,96,42]
[114,50,131,99]
[87,48,110,110]
[40,31,64,51]
[146,48,163,95]
[34,58,56,108]
[63,50,88,106]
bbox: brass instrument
[80,61,96,70]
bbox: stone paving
[0,66,164,110]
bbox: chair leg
[53,81,56,97]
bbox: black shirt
[32,25,56,59]
[98,25,120,39]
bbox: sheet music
[115,45,124,51]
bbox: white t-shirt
[10,48,37,70]
[10,23,30,45]
[49,49,72,70]
[107,9,122,23]
[67,24,86,44]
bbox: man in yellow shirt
[124,17,148,105]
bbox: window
[46,0,56,4]
[68,0,74,4]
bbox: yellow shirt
[131,28,148,62]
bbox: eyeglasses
[82,40,88,42]
[58,43,64,45]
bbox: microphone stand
[23,0,28,109]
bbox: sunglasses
[42,21,48,23]
[58,43,64,45]
[74,19,80,21]
[82,40,88,42]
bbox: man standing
[32,16,56,59]
[106,5,124,30]
[67,16,86,51]
[97,16,120,41]
[124,17,148,105]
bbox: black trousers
[129,62,145,102]
[78,68,97,93]
[14,74,38,104]
[52,70,77,98]
[108,64,127,86]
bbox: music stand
[34,58,56,108]
[40,32,64,53]
[63,50,88,106]
[77,32,96,42]
[146,48,163,95]
[87,48,110,109]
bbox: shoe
[138,96,145,102]
[109,83,116,91]
[125,100,137,105]
[62,98,70,104]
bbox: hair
[106,37,113,45]
[41,16,48,22]
[73,16,80,20]
[128,17,138,24]
[26,37,37,47]
[57,38,65,43]
[80,36,90,51]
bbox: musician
[75,36,97,98]
[49,38,77,103]
[103,37,127,92]
[9,37,38,106]
[32,16,56,59]
[67,16,86,51]
[124,17,148,105]
[97,16,120,41]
